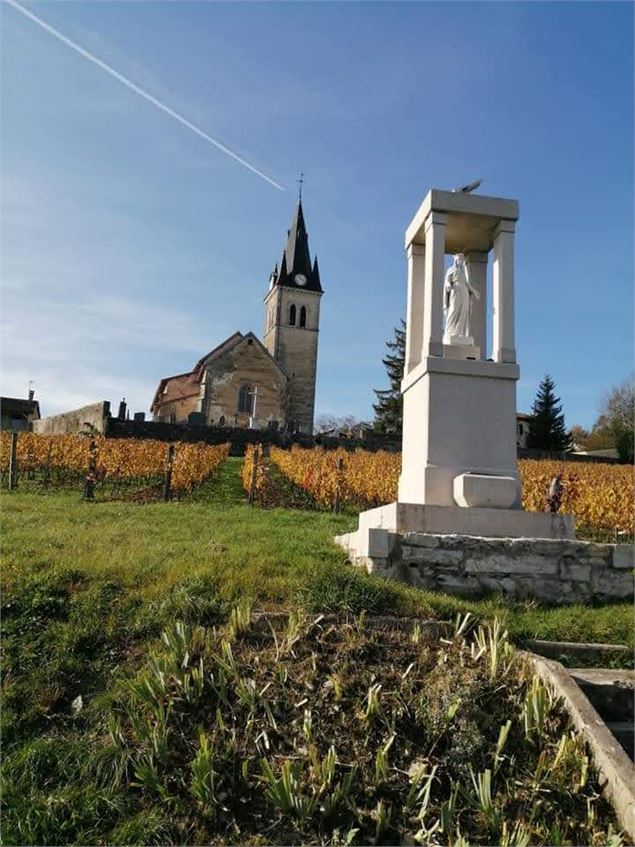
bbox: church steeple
[271,200,323,293]
[263,195,324,435]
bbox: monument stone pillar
[421,212,446,358]
[465,250,488,356]
[492,221,516,364]
[405,243,425,375]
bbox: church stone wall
[204,338,287,428]
[264,287,321,433]
[155,393,200,424]
[276,327,319,432]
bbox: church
[150,200,323,434]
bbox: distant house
[572,447,620,461]
[0,397,41,432]
[516,413,533,448]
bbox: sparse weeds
[227,598,253,638]
[260,759,318,824]
[493,719,512,772]
[363,682,383,724]
[466,767,499,828]
[522,676,554,740]
[190,733,219,817]
[1,612,625,845]
[500,820,532,847]
[471,617,516,680]
[373,736,392,784]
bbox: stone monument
[339,187,575,563]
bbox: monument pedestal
[398,356,522,508]
[342,501,574,562]
[336,187,579,602]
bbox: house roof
[151,371,201,411]
[575,448,619,459]
[0,397,41,418]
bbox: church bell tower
[263,198,323,434]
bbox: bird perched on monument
[452,178,483,194]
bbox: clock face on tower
[294,273,307,287]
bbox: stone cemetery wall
[348,532,633,604]
[33,401,111,435]
[106,417,400,455]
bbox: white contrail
[5,0,285,191]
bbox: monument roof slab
[406,189,519,254]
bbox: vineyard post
[44,442,52,489]
[8,431,18,490]
[248,444,261,507]
[333,456,345,513]
[82,438,97,501]
[163,444,175,501]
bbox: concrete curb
[523,638,631,663]
[527,652,635,843]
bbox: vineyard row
[243,445,633,539]
[0,432,229,496]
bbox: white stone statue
[443,253,480,345]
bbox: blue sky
[1,0,632,428]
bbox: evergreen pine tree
[373,320,405,436]
[527,374,573,452]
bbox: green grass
[2,458,632,743]
[1,458,633,845]
[2,459,356,604]
[2,459,632,644]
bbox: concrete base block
[443,342,480,360]
[357,501,574,540]
[453,473,518,509]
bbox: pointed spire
[283,200,311,279]
[270,196,323,293]
[311,255,321,290]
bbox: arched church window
[238,383,254,414]
[289,304,297,326]
[299,306,307,328]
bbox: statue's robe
[443,264,472,342]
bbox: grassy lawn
[1,460,358,608]
[1,457,633,845]
[2,459,633,646]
